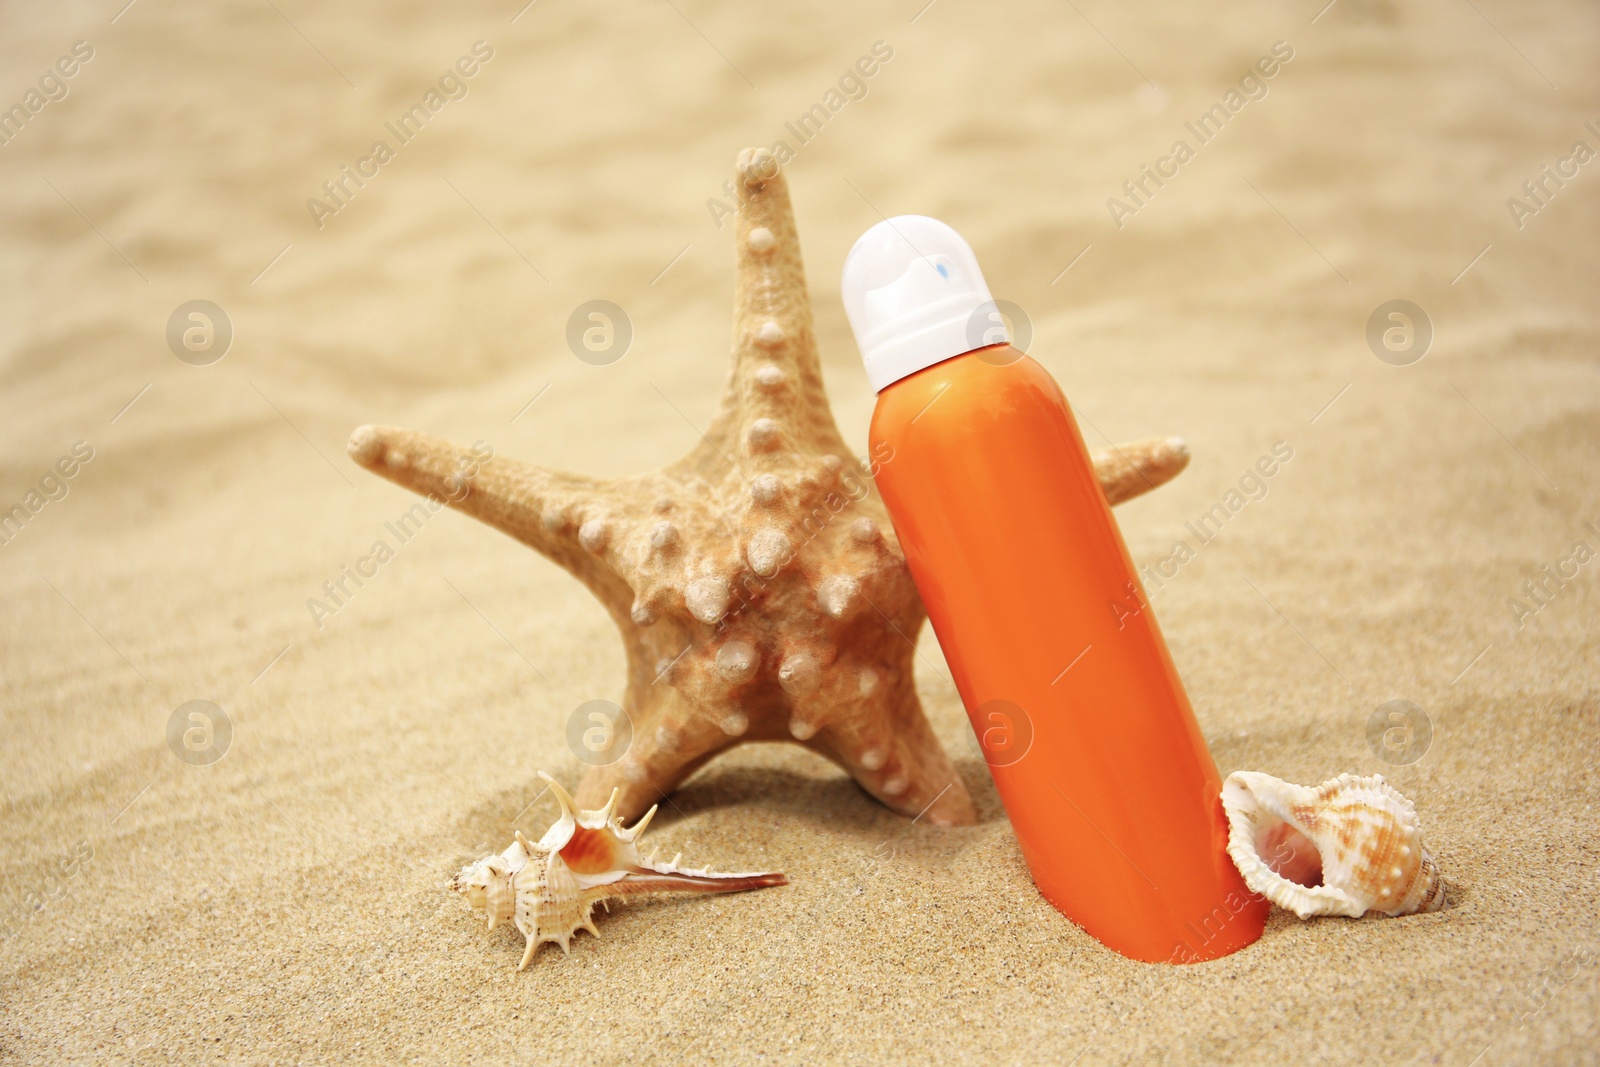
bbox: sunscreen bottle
[842,216,1265,963]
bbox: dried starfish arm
[347,425,637,612]
[1089,436,1190,506]
[695,150,847,460]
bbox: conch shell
[1221,771,1446,919]
[451,773,787,968]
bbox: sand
[2,0,1597,1063]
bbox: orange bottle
[842,217,1264,963]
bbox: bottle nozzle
[841,216,1000,392]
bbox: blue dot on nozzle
[936,263,949,279]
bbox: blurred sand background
[2,0,1597,1063]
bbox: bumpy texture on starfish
[349,148,1191,827]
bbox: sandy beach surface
[2,0,1597,1063]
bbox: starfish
[348,149,1190,827]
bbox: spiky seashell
[451,773,787,968]
[1221,771,1446,919]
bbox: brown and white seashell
[451,773,787,969]
[1221,771,1446,919]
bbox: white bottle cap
[841,215,1003,392]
